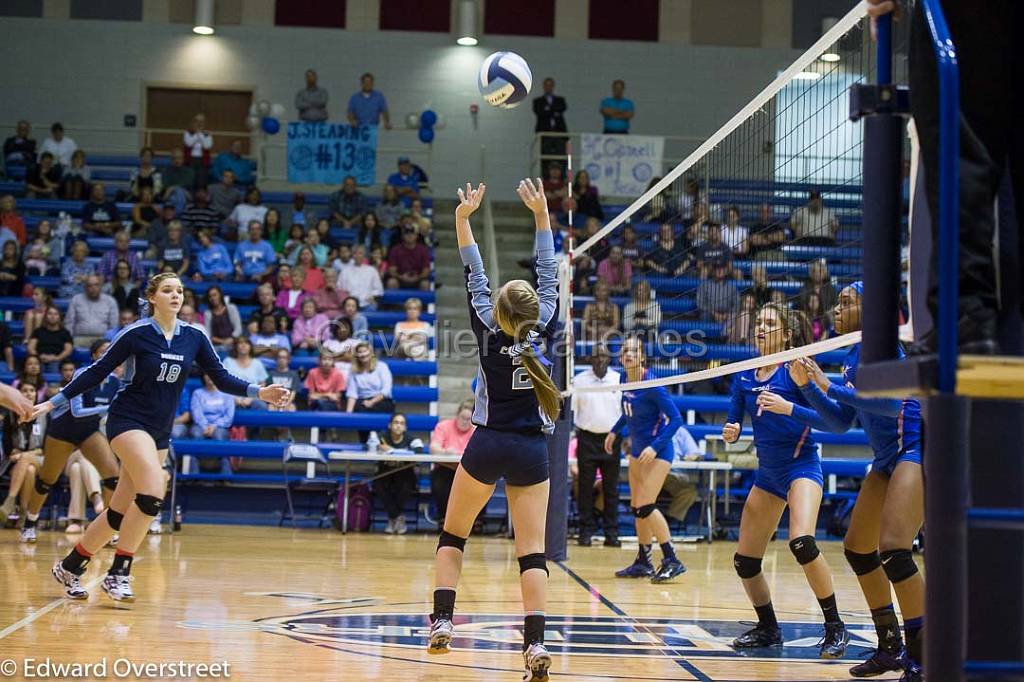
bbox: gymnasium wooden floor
[0,525,915,681]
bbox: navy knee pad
[518,553,548,575]
[134,493,163,517]
[34,477,55,496]
[106,508,125,531]
[788,535,821,565]
[437,530,467,553]
[100,476,119,491]
[634,504,656,519]
[844,548,882,576]
[733,553,762,579]
[880,548,918,584]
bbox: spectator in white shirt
[183,113,213,187]
[337,247,383,308]
[38,122,77,167]
[571,346,623,546]
[228,187,269,239]
[720,205,749,258]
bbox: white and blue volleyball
[478,51,532,109]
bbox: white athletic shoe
[107,534,120,547]
[427,618,454,654]
[384,519,395,534]
[522,642,552,681]
[52,560,88,600]
[394,516,408,535]
[20,526,37,544]
[101,574,135,604]
[148,518,162,535]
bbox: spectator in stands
[28,305,73,373]
[582,279,620,343]
[181,187,221,235]
[267,348,300,410]
[393,297,432,360]
[346,340,393,440]
[104,308,139,342]
[65,274,119,347]
[224,337,269,411]
[374,185,403,230]
[194,229,233,281]
[542,164,566,214]
[0,381,46,521]
[0,195,26,245]
[23,220,60,275]
[347,72,390,128]
[276,265,309,320]
[341,296,369,338]
[263,208,287,254]
[323,317,358,375]
[81,182,121,236]
[596,245,632,296]
[208,168,242,220]
[59,240,95,298]
[3,120,35,165]
[146,204,178,256]
[189,373,235,443]
[600,79,634,134]
[59,149,91,201]
[641,177,673,223]
[798,258,838,314]
[642,224,688,277]
[696,263,740,323]
[375,413,424,535]
[203,285,242,350]
[309,275,347,320]
[790,190,838,245]
[695,222,731,280]
[283,223,306,263]
[274,260,294,292]
[234,222,277,282]
[22,288,51,341]
[301,227,329,266]
[283,192,317,232]
[387,157,423,199]
[228,187,268,239]
[129,187,158,236]
[619,224,642,264]
[721,205,749,258]
[329,175,366,228]
[658,426,709,527]
[162,147,196,211]
[533,77,569,167]
[746,263,775,307]
[252,314,292,356]
[688,202,718,247]
[0,241,25,297]
[805,291,831,342]
[306,351,346,411]
[247,284,288,336]
[623,279,662,335]
[211,138,252,185]
[183,113,213,186]
[170,379,193,441]
[369,243,387,279]
[102,260,141,314]
[296,68,329,122]
[293,247,326,292]
[39,122,76,167]
[429,400,476,522]
[14,354,47,402]
[748,203,786,259]
[292,298,329,354]
[179,302,200,326]
[63,448,106,534]
[129,147,162,200]
[726,292,758,345]
[386,224,431,291]
[769,289,788,307]
[356,213,384,252]
[314,213,337,251]
[0,318,14,372]
[156,220,191,276]
[568,169,604,222]
[25,152,60,198]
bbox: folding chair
[281,443,337,528]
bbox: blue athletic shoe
[615,560,655,578]
[651,558,687,583]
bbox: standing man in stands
[3,120,35,166]
[296,69,329,122]
[347,73,391,129]
[533,78,568,174]
[600,80,634,135]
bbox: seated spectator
[129,147,162,200]
[292,248,325,292]
[292,298,330,354]
[183,114,213,186]
[248,283,289,335]
[329,176,367,228]
[0,319,11,372]
[374,185,403,230]
[696,263,740,323]
[341,296,369,338]
[102,260,142,315]
[323,318,358,375]
[579,215,610,262]
[273,262,293,293]
[375,412,425,534]
[294,227,329,267]
[170,381,192,439]
[0,241,25,297]
[162,147,196,213]
[544,164,566,213]
[596,245,632,296]
[622,279,662,336]
[264,208,287,254]
[82,182,121,235]
[659,426,711,526]
[582,279,620,342]
[66,274,119,347]
[23,288,51,341]
[0,195,27,246]
[23,220,60,276]
[358,212,386,250]
[26,152,60,198]
[346,341,394,441]
[641,176,674,222]
[386,224,431,291]
[28,305,73,373]
[59,240,95,298]
[178,303,200,326]
[798,258,838,313]
[368,244,388,279]
[726,292,758,345]
[0,381,47,522]
[749,203,787,258]
[251,314,292,357]
[746,263,776,307]
[309,277,347,319]
[234,222,277,282]
[332,242,356,278]
[410,198,433,238]
[181,187,221,235]
[3,120,35,166]
[203,285,242,350]
[429,400,476,522]
[770,289,789,307]
[687,202,717,246]
[39,122,76,166]
[267,348,300,413]
[105,308,139,341]
[223,336,269,409]
[276,265,309,320]
[296,68,329,122]
[189,372,235,449]
[721,205,749,258]
[677,177,702,221]
[14,355,47,402]
[63,450,105,534]
[347,72,390,127]
[393,297,433,360]
[695,223,731,280]
[790,190,838,245]
[567,169,603,222]
[387,157,423,198]
[98,231,144,283]
[194,229,233,281]
[619,224,642,263]
[211,138,252,184]
[228,187,268,239]
[313,213,337,250]
[284,191,318,231]
[208,168,242,220]
[146,203,179,256]
[59,149,91,200]
[805,291,831,342]
[156,220,191,276]
[283,223,306,263]
[306,351,347,411]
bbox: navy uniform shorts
[460,426,549,487]
[106,414,172,451]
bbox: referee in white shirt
[571,346,623,547]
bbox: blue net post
[545,323,570,562]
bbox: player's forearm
[455,215,475,249]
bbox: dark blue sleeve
[649,386,683,452]
[788,401,849,433]
[192,328,260,399]
[611,412,628,435]
[827,383,902,417]
[50,329,134,408]
[726,374,746,425]
[798,383,857,432]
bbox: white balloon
[270,103,286,118]
[405,113,420,128]
[248,103,259,117]
[245,115,261,130]
[257,100,271,116]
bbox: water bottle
[366,431,380,453]
[173,505,182,532]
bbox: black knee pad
[106,508,125,531]
[634,504,656,519]
[733,553,762,579]
[844,548,882,576]
[880,548,918,584]
[34,477,55,496]
[437,530,467,553]
[518,553,548,575]
[100,476,119,492]
[788,535,821,565]
[134,493,163,517]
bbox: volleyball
[478,51,532,108]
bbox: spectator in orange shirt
[305,352,347,411]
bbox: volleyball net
[564,2,909,396]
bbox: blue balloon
[261,117,280,135]
[418,127,435,144]
[420,110,438,128]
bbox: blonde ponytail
[520,346,561,421]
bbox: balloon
[270,102,286,118]
[245,115,260,130]
[420,109,438,128]
[248,103,259,117]
[418,127,434,144]
[405,113,420,129]
[261,117,281,135]
[257,100,271,116]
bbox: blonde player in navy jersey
[427,180,560,682]
[28,272,291,604]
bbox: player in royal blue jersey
[18,339,122,544]
[427,180,560,682]
[606,336,686,583]
[723,302,850,658]
[783,282,923,681]
[29,272,290,604]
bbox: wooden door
[145,87,253,155]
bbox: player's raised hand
[722,422,741,443]
[516,178,547,215]
[258,384,292,408]
[756,391,793,416]
[25,399,54,423]
[787,359,810,387]
[455,182,486,219]
[800,357,831,392]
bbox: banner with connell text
[287,122,377,185]
[580,133,664,197]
